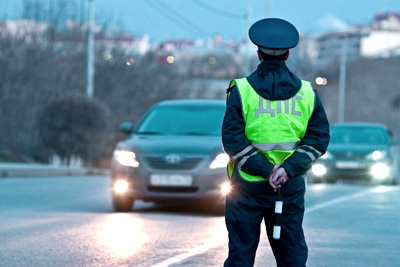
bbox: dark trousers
[224,170,308,267]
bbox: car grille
[332,153,366,160]
[143,156,203,170]
[147,186,198,193]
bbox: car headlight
[311,163,327,176]
[113,180,129,194]
[220,182,231,195]
[370,163,390,179]
[209,153,230,169]
[366,150,388,161]
[320,151,333,160]
[113,150,139,167]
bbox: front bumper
[311,159,396,183]
[111,163,228,202]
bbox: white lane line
[152,186,400,267]
[306,186,400,214]
[152,239,227,267]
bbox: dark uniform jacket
[222,59,330,180]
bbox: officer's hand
[267,164,281,179]
[267,164,281,189]
[268,167,288,191]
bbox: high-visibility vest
[227,78,315,181]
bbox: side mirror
[390,139,399,145]
[120,122,134,134]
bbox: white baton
[273,186,283,240]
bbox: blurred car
[110,99,230,212]
[310,122,399,184]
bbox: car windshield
[330,126,389,145]
[136,104,225,136]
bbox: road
[0,176,399,267]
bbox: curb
[0,163,110,178]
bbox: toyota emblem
[165,154,181,164]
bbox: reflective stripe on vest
[229,78,315,181]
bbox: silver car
[110,99,230,211]
[310,122,399,184]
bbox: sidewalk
[0,163,110,178]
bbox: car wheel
[386,175,398,185]
[112,194,134,212]
[312,177,324,184]
[386,166,399,185]
[307,173,323,184]
[326,178,336,184]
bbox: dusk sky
[1,0,399,42]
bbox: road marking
[306,186,400,214]
[152,238,227,267]
[152,186,400,267]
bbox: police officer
[222,18,330,267]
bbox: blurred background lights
[208,57,216,65]
[104,53,114,62]
[126,58,134,66]
[99,214,147,257]
[315,77,328,85]
[166,56,175,64]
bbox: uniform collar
[256,60,289,74]
[247,59,301,101]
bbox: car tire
[312,177,324,184]
[326,178,336,184]
[387,175,398,185]
[386,165,399,185]
[112,194,134,212]
[307,173,323,184]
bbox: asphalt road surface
[1,176,399,267]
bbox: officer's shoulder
[226,84,236,94]
[302,79,317,92]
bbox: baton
[273,185,283,240]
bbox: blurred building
[95,34,150,55]
[372,11,400,31]
[361,12,400,58]
[1,19,150,56]
[156,34,241,54]
[0,20,52,41]
[4,10,400,72]
[314,27,370,65]
[154,34,244,80]
[305,11,400,65]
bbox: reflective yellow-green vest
[228,78,315,181]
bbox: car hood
[328,143,390,155]
[117,134,224,156]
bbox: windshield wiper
[181,132,212,136]
[136,131,162,135]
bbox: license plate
[335,161,362,169]
[150,174,193,187]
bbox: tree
[94,50,182,125]
[36,94,110,165]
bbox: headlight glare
[371,163,390,179]
[114,180,129,194]
[366,150,388,161]
[320,152,333,160]
[312,163,327,176]
[209,153,230,169]
[221,182,231,195]
[113,150,139,167]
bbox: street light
[86,0,95,99]
[166,56,175,64]
[315,77,328,86]
[337,39,347,123]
